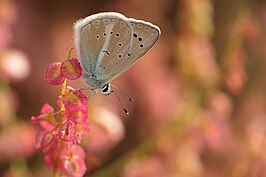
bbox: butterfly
[73,12,161,96]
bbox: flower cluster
[32,57,88,177]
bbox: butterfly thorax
[82,70,111,95]
[82,69,102,88]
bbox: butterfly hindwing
[98,18,161,84]
[113,18,161,76]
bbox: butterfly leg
[87,89,97,99]
[78,87,91,91]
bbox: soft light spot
[0,50,30,81]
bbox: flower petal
[62,87,88,105]
[58,120,76,142]
[31,103,57,131]
[64,104,88,123]
[45,62,65,85]
[60,58,82,80]
[61,145,87,177]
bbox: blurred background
[1,0,266,176]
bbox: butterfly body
[73,12,160,94]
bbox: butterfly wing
[96,17,161,84]
[74,12,133,88]
[74,12,160,88]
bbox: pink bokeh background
[1,0,266,176]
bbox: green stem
[67,47,74,59]
[54,169,60,177]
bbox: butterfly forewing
[94,19,133,81]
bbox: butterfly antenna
[111,85,134,102]
[111,90,129,115]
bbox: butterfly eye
[101,83,111,95]
[102,86,108,92]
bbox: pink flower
[44,144,86,177]
[74,90,88,106]
[61,145,87,177]
[61,87,88,106]
[35,131,58,154]
[58,120,76,142]
[75,122,89,143]
[32,57,88,176]
[31,103,53,122]
[43,142,70,169]
[65,104,88,123]
[31,103,57,131]
[61,87,88,123]
[45,62,65,85]
[60,58,82,80]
